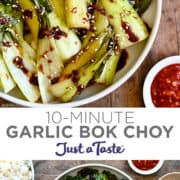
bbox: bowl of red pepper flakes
[143,56,180,107]
[128,160,164,175]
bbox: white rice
[0,161,33,180]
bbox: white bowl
[143,56,180,107]
[54,163,132,180]
[0,0,162,107]
[128,160,164,175]
[159,172,180,180]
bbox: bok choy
[0,2,40,102]
[0,0,151,103]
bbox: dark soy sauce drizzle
[116,50,128,72]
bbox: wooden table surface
[34,160,180,180]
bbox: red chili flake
[51,77,59,85]
[76,29,88,38]
[29,73,38,86]
[71,7,77,13]
[39,28,51,39]
[0,17,8,25]
[41,50,48,59]
[38,64,43,73]
[49,45,54,51]
[2,41,11,47]
[40,26,68,40]
[35,6,43,14]
[89,4,97,10]
[13,56,28,74]
[88,4,106,15]
[51,26,67,40]
[82,17,89,24]
[48,59,52,64]
[23,10,33,19]
[89,25,96,32]
[97,7,106,15]
[108,15,114,19]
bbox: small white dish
[159,172,180,180]
[128,160,164,175]
[143,56,180,107]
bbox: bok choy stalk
[1,0,36,59]
[134,0,152,15]
[49,0,65,21]
[59,32,108,80]
[78,39,110,87]
[95,36,122,85]
[29,0,64,103]
[49,32,108,102]
[37,37,64,103]
[0,53,15,93]
[82,0,109,48]
[0,2,40,102]
[95,50,121,85]
[65,0,90,29]
[75,50,110,89]
[59,38,110,102]
[100,0,149,49]
[33,0,81,61]
[18,0,39,49]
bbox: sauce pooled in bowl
[151,64,180,107]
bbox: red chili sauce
[151,64,180,107]
[132,160,159,171]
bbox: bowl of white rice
[0,160,34,180]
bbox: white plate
[143,56,180,107]
[0,0,162,107]
[54,163,132,180]
[128,160,164,175]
